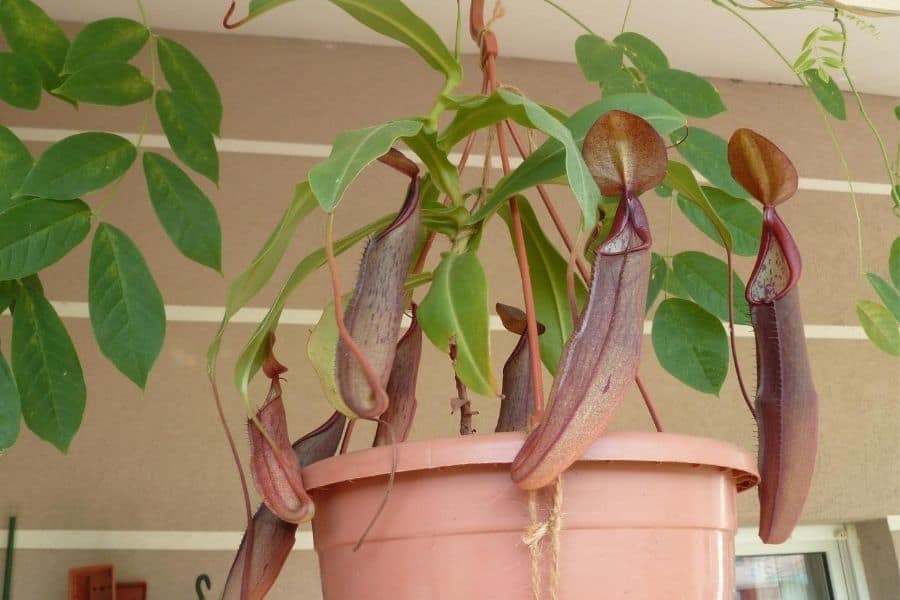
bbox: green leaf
[143,152,222,271]
[0,0,69,90]
[309,119,422,212]
[601,68,642,96]
[248,0,295,19]
[0,280,16,314]
[677,187,762,257]
[156,36,222,135]
[646,252,667,312]
[663,262,691,299]
[856,300,900,357]
[674,127,748,199]
[155,90,219,183]
[664,161,732,250]
[403,129,461,205]
[18,132,136,200]
[232,213,393,398]
[481,93,684,217]
[645,68,725,118]
[0,351,20,452]
[330,0,461,86]
[0,197,91,280]
[803,69,846,120]
[652,298,728,394]
[419,251,496,395]
[614,32,669,75]
[0,52,42,109]
[866,273,900,321]
[889,237,900,289]
[207,182,319,373]
[673,251,750,325]
[0,125,33,200]
[88,224,166,389]
[11,283,85,453]
[499,198,587,374]
[63,17,149,74]
[307,297,354,416]
[53,63,152,106]
[575,34,623,84]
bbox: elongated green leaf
[479,94,684,217]
[677,187,762,257]
[575,34,623,84]
[156,90,219,183]
[0,197,91,279]
[309,119,422,212]
[0,52,42,109]
[499,198,586,374]
[54,63,152,106]
[664,161,732,250]
[645,68,725,118]
[0,0,69,90]
[418,251,496,396]
[652,298,728,394]
[856,300,900,357]
[330,0,461,86]
[0,125,33,202]
[63,17,149,74]
[207,182,318,372]
[157,37,222,135]
[673,251,749,325]
[403,129,461,205]
[0,280,15,314]
[248,0,295,19]
[614,32,668,75]
[675,127,748,199]
[889,237,900,289]
[307,298,353,416]
[18,132,136,200]
[0,351,20,452]
[646,252,667,312]
[89,224,166,388]
[11,283,85,453]
[866,273,900,321]
[803,69,846,120]
[233,213,393,398]
[143,152,222,271]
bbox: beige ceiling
[39,0,900,96]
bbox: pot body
[304,432,758,600]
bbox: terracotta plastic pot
[304,432,759,599]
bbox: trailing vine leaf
[403,129,461,205]
[330,0,462,86]
[0,0,69,90]
[0,125,33,202]
[674,127,749,199]
[0,52,42,109]
[677,186,762,257]
[614,31,669,75]
[207,182,318,371]
[866,273,900,321]
[499,197,587,374]
[477,93,684,219]
[645,68,725,118]
[802,69,846,120]
[792,24,844,81]
[308,119,422,212]
[673,251,750,325]
[0,197,91,280]
[157,37,223,135]
[53,63,153,106]
[143,152,222,271]
[11,282,85,453]
[233,213,393,399]
[89,223,166,389]
[18,132,137,200]
[651,298,728,394]
[62,17,150,74]
[155,90,219,183]
[856,300,900,357]
[601,68,642,96]
[646,252,667,312]
[664,160,733,250]
[0,351,20,452]
[889,237,900,289]
[575,34,623,84]
[418,251,496,396]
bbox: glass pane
[734,553,833,599]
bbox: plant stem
[726,252,758,421]
[450,343,477,435]
[542,0,597,35]
[2,517,14,600]
[340,419,355,454]
[635,375,664,432]
[620,0,633,33]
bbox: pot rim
[303,431,759,492]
